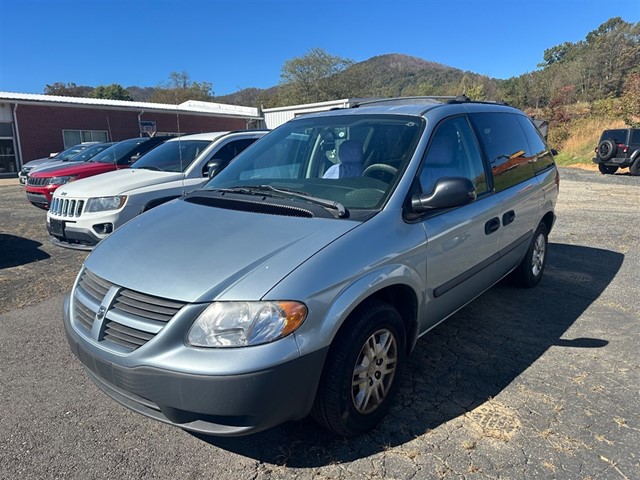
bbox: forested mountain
[214,17,638,113]
[212,53,499,108]
[42,17,639,152]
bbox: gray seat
[323,140,364,179]
[420,126,460,193]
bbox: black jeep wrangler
[593,128,640,176]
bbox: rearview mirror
[411,177,476,213]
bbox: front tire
[512,223,548,288]
[311,299,406,437]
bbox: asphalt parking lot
[0,167,638,480]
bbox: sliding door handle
[485,217,500,235]
[502,210,516,226]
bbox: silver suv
[63,96,558,437]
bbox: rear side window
[469,112,535,192]
[630,130,640,145]
[516,115,555,173]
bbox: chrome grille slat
[74,298,95,332]
[113,291,184,322]
[105,322,154,343]
[27,177,48,186]
[78,270,113,302]
[50,197,85,218]
[119,289,185,309]
[72,268,185,352]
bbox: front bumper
[63,293,328,436]
[26,191,50,209]
[47,219,103,250]
[592,156,633,168]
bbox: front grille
[50,197,85,217]
[78,269,113,302]
[27,177,48,186]
[73,269,186,353]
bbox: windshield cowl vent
[184,195,314,218]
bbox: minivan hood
[57,169,182,197]
[85,198,360,303]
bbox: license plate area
[50,218,65,236]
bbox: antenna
[175,100,184,197]
[106,116,113,142]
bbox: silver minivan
[63,97,558,437]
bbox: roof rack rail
[351,95,507,108]
[352,96,460,108]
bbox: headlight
[187,301,307,347]
[48,175,78,185]
[85,196,127,212]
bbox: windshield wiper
[215,185,348,218]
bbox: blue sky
[0,0,638,97]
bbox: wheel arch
[541,211,555,235]
[299,268,422,359]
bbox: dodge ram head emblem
[96,306,107,321]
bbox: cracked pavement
[0,167,638,479]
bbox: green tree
[150,71,214,104]
[92,84,133,101]
[43,82,93,97]
[621,73,640,127]
[278,48,354,104]
[539,41,576,67]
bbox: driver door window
[419,116,488,195]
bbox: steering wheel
[363,163,398,182]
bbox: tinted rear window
[600,129,628,143]
[516,115,555,173]
[469,112,535,192]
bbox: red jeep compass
[25,136,169,209]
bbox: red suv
[25,136,170,209]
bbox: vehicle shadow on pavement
[195,242,623,467]
[0,233,50,269]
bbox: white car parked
[47,130,267,249]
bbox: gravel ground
[0,168,638,479]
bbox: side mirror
[411,177,476,213]
[129,154,141,164]
[550,148,558,156]
[206,159,226,178]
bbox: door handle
[502,210,516,226]
[485,217,500,235]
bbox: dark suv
[593,128,640,175]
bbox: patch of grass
[555,117,627,166]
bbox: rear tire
[598,164,618,175]
[629,157,640,176]
[311,299,406,437]
[512,223,548,288]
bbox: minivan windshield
[204,114,424,211]
[133,139,212,172]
